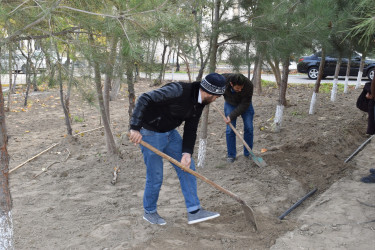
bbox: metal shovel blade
[212,103,267,168]
[242,203,258,231]
[137,138,258,230]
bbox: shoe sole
[143,216,166,225]
[188,214,220,225]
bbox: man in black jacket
[129,73,226,225]
[221,73,254,163]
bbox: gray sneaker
[227,157,235,163]
[143,212,166,225]
[188,209,220,224]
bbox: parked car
[0,53,26,73]
[0,50,68,74]
[0,51,47,74]
[297,51,375,80]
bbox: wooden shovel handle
[212,103,252,152]
[138,139,246,205]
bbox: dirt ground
[6,77,373,249]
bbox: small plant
[291,110,305,117]
[73,115,84,123]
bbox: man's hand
[366,93,374,100]
[181,153,192,168]
[129,129,142,145]
[224,116,231,124]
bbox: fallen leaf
[261,148,268,153]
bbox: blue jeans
[140,128,201,213]
[224,102,254,158]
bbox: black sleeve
[130,83,183,131]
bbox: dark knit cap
[200,73,226,95]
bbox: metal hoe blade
[212,103,267,168]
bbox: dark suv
[297,51,375,80]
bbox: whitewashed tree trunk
[331,58,341,102]
[331,78,338,102]
[0,211,13,249]
[273,105,284,132]
[355,54,366,89]
[309,92,318,115]
[197,138,207,168]
[355,70,363,89]
[198,0,221,167]
[344,58,351,94]
[344,76,349,93]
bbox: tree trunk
[31,66,38,92]
[149,39,158,82]
[246,41,251,79]
[0,64,14,248]
[104,36,119,123]
[194,7,207,82]
[126,61,136,129]
[267,56,281,87]
[355,52,366,89]
[331,57,342,102]
[273,57,289,132]
[65,59,74,126]
[58,59,73,136]
[10,72,17,93]
[6,47,13,112]
[110,42,124,101]
[198,0,220,168]
[252,50,263,95]
[180,53,191,82]
[344,54,351,94]
[164,47,173,81]
[53,44,73,136]
[309,47,326,115]
[89,35,117,155]
[176,46,180,72]
[154,40,168,86]
[23,73,31,107]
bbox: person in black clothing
[361,76,375,183]
[129,73,226,225]
[221,73,254,163]
[365,76,375,135]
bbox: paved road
[1,72,370,88]
[146,72,368,85]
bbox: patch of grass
[318,83,345,93]
[261,79,277,88]
[291,110,306,117]
[73,115,84,123]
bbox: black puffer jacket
[130,81,204,154]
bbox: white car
[0,50,67,74]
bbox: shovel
[212,103,267,168]
[137,138,258,230]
